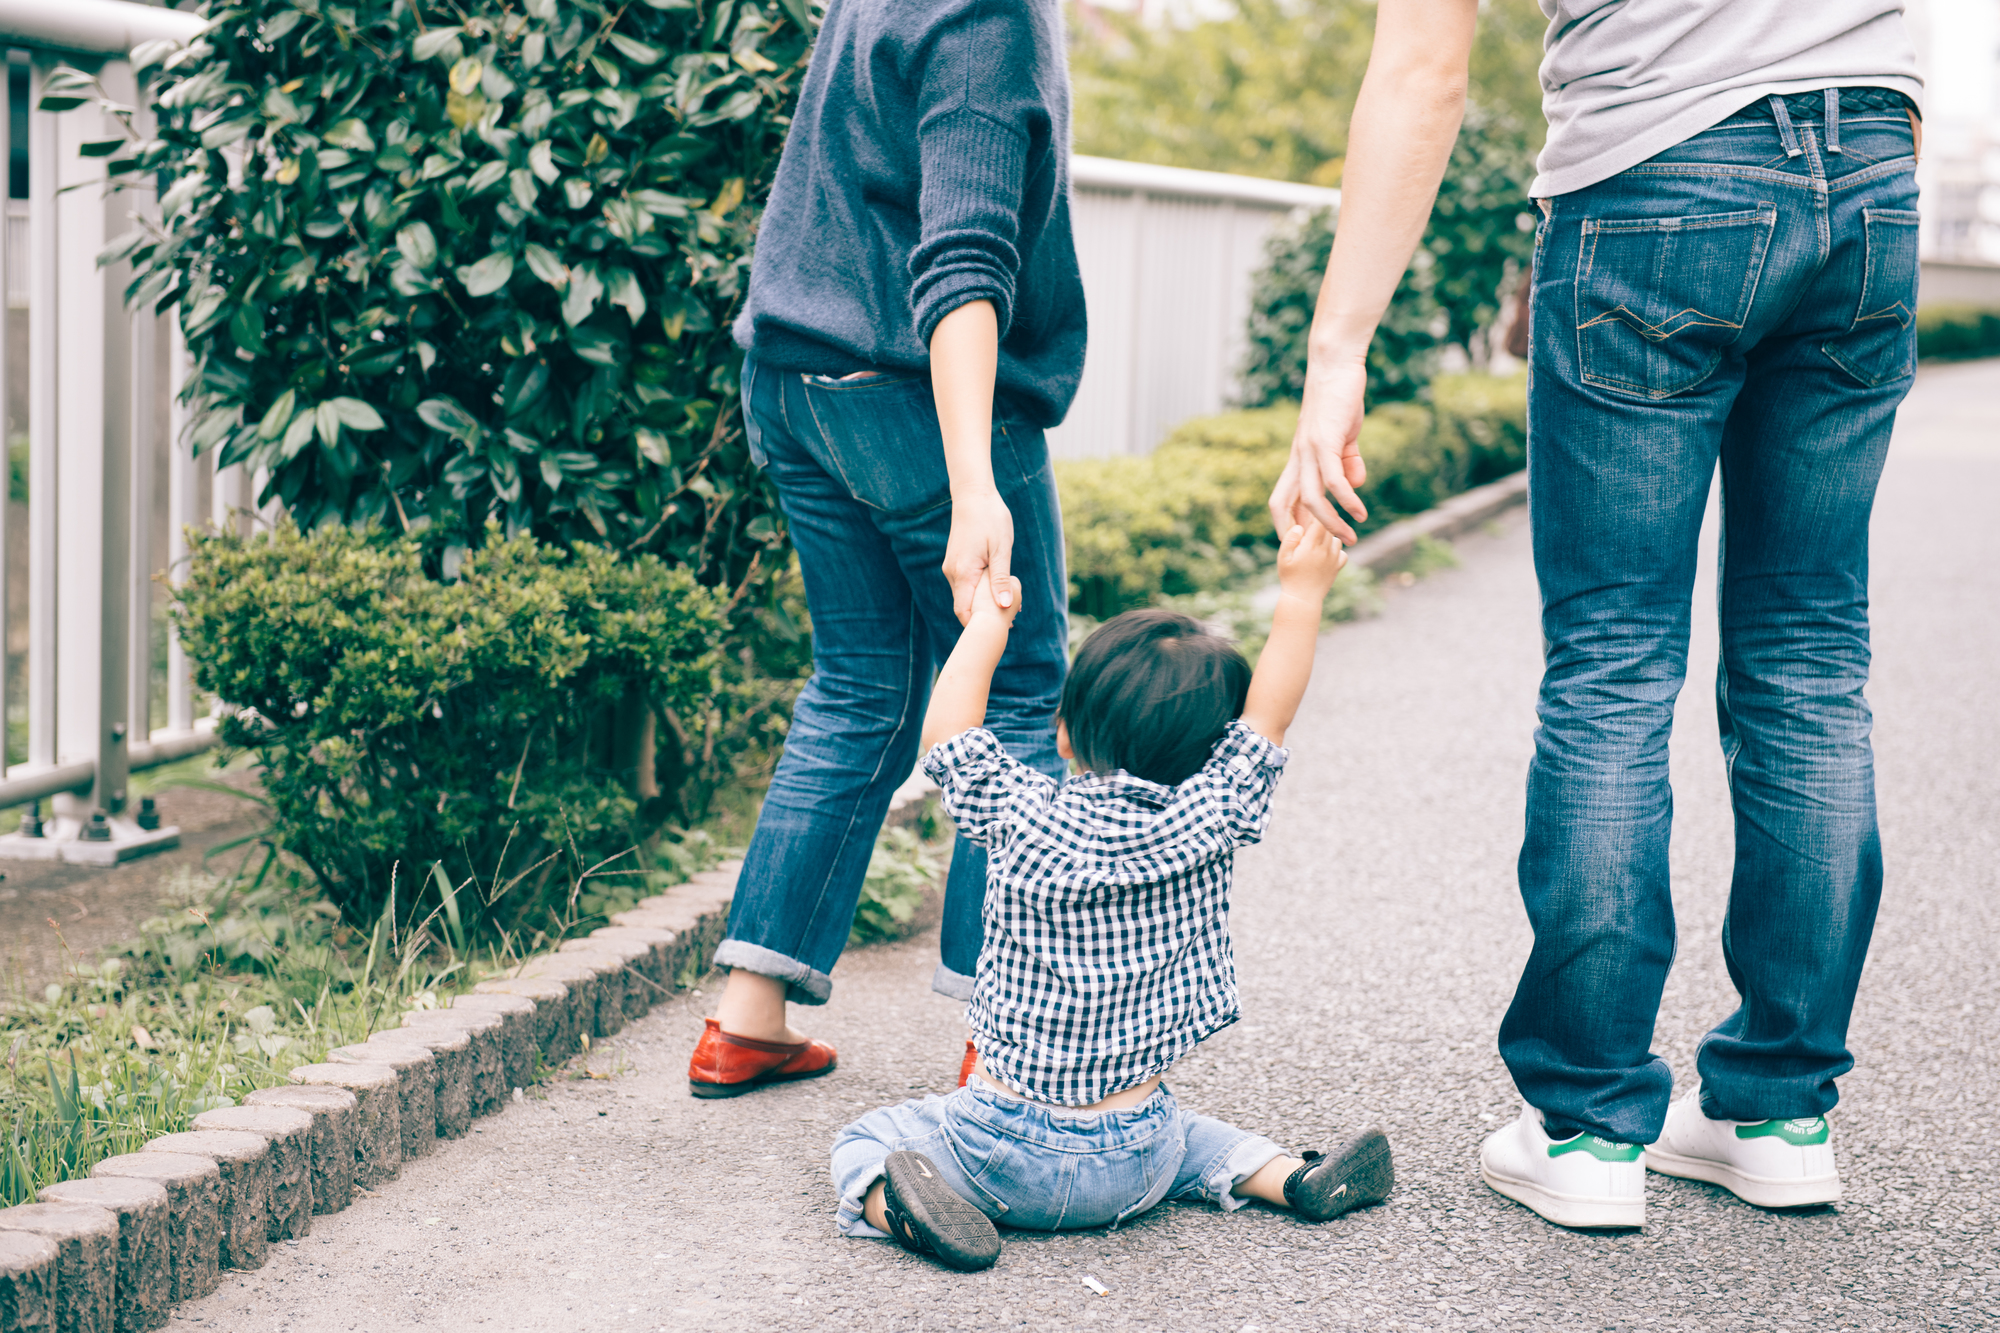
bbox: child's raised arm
[1240,521,1345,747]
[920,572,1024,753]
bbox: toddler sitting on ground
[830,519,1393,1271]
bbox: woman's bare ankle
[713,968,808,1044]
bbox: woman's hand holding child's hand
[969,572,1024,631]
[1275,519,1346,605]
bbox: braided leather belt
[1728,87,1919,123]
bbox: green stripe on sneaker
[1735,1117,1829,1145]
[1548,1135,1644,1162]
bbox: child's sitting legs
[832,1085,1393,1271]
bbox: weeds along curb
[0,863,746,1333]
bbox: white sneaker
[1647,1093,1840,1207]
[1479,1103,1645,1229]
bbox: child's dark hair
[1059,609,1251,786]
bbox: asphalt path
[169,361,2000,1332]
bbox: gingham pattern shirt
[924,720,1288,1107]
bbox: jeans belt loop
[1769,94,1803,157]
[1825,88,1843,155]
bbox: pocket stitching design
[1575,206,1776,399]
[1822,208,1920,387]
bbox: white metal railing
[1049,155,1339,460]
[0,0,226,864]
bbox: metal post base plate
[0,816,182,865]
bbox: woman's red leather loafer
[687,1017,838,1099]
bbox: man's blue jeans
[1502,94,1917,1143]
[714,357,1067,1005]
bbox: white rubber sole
[1646,1148,1841,1208]
[1480,1161,1645,1229]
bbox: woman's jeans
[714,357,1068,1005]
[832,1078,1283,1234]
[1501,94,1916,1143]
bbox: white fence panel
[1049,156,1338,460]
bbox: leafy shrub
[1058,374,1526,617]
[1916,305,2000,362]
[175,521,727,931]
[1240,108,1538,409]
[1432,370,1528,483]
[1239,207,1441,409]
[49,0,821,827]
[847,826,941,947]
[67,0,810,579]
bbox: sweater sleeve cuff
[913,271,1015,347]
[911,107,1029,346]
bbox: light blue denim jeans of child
[832,1077,1284,1235]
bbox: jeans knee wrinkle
[792,599,926,956]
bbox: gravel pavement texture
[163,362,2000,1332]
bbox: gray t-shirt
[1532,0,1924,197]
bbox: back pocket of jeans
[1822,208,1920,388]
[798,373,951,516]
[1576,206,1775,399]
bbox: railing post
[126,84,159,755]
[166,319,198,734]
[0,53,12,781]
[0,57,178,860]
[25,58,54,773]
[49,57,132,821]
[128,305,156,752]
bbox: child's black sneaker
[880,1151,1000,1272]
[1284,1127,1395,1221]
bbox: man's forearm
[1240,593,1326,747]
[920,618,1011,753]
[1307,0,1478,364]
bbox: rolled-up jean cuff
[836,1164,891,1239]
[1208,1135,1286,1213]
[712,940,833,1006]
[931,962,975,1001]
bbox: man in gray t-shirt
[1534,0,1921,196]
[1269,0,1923,1231]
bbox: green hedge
[1059,372,1526,619]
[178,523,726,932]
[1917,306,2000,362]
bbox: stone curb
[1340,468,1530,575]
[0,863,746,1333]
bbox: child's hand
[968,571,1024,630]
[1275,519,1345,602]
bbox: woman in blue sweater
[687,0,1085,1096]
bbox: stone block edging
[0,862,744,1333]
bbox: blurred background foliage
[1073,0,1546,407]
[1071,0,1548,186]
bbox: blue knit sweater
[731,0,1086,429]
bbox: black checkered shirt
[924,721,1288,1107]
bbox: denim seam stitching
[786,595,927,970]
[1826,159,1920,195]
